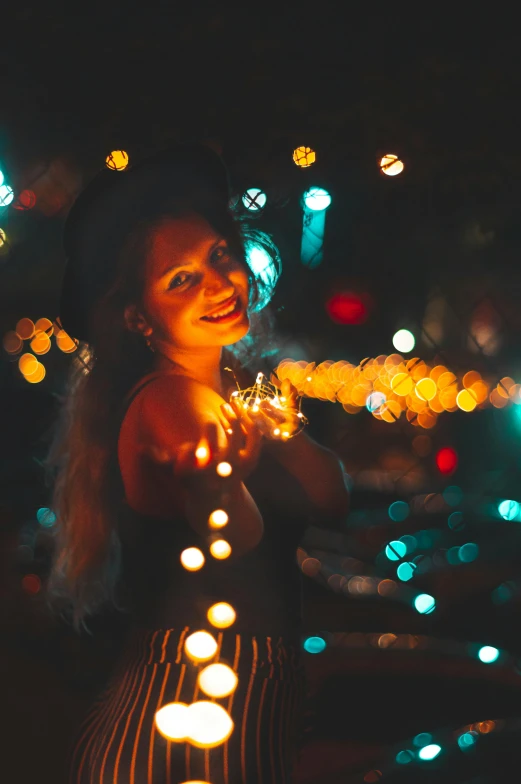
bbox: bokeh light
[395,750,414,764]
[12,189,36,210]
[22,574,41,595]
[385,540,407,561]
[436,447,458,475]
[380,154,404,176]
[413,732,433,747]
[443,486,463,507]
[0,183,14,207]
[303,187,331,211]
[458,542,479,563]
[36,507,56,527]
[477,645,500,664]
[414,593,436,614]
[3,331,22,354]
[16,318,35,340]
[418,744,442,760]
[155,701,190,741]
[207,602,236,628]
[186,701,234,748]
[388,501,410,522]
[208,509,229,528]
[242,187,267,211]
[293,146,316,167]
[105,150,129,171]
[184,631,218,663]
[197,663,238,698]
[498,499,520,521]
[326,292,368,325]
[392,329,415,353]
[303,636,327,654]
[448,511,465,531]
[180,547,205,571]
[458,732,477,749]
[397,562,416,581]
[209,539,232,559]
[0,228,6,247]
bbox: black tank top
[116,374,309,641]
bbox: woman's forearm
[265,431,350,518]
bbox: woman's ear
[124,304,153,336]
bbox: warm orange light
[293,146,316,168]
[34,318,53,336]
[207,602,236,628]
[30,332,51,355]
[379,399,402,423]
[155,702,190,741]
[19,352,38,376]
[197,663,238,698]
[456,389,477,412]
[391,372,413,396]
[55,329,77,353]
[415,378,437,401]
[24,363,46,383]
[208,509,228,528]
[497,377,515,399]
[3,331,22,354]
[380,154,404,176]
[186,701,234,748]
[16,318,35,340]
[209,540,232,560]
[180,548,205,571]
[184,631,218,662]
[216,462,232,477]
[105,150,129,171]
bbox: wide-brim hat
[59,143,231,343]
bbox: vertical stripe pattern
[69,627,306,784]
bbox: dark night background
[3,5,521,782]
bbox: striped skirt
[69,626,307,783]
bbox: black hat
[59,143,231,343]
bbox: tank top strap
[123,371,172,413]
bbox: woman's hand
[249,377,303,440]
[172,401,263,486]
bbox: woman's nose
[204,267,235,297]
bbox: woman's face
[140,214,250,352]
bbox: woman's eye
[168,272,190,289]
[211,245,231,263]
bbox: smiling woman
[46,143,314,783]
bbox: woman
[49,143,350,783]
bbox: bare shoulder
[131,372,228,448]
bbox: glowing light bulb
[180,548,205,571]
[186,701,234,748]
[208,509,228,528]
[216,462,232,477]
[210,540,232,559]
[155,701,190,741]
[184,631,218,662]
[207,602,236,628]
[197,663,238,698]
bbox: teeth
[204,299,237,319]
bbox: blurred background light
[326,292,368,325]
[477,645,500,663]
[0,228,6,247]
[388,501,410,522]
[443,485,463,506]
[0,183,14,207]
[414,594,436,614]
[293,146,316,168]
[105,150,129,170]
[303,636,327,654]
[418,744,442,760]
[498,499,520,520]
[303,186,332,211]
[36,508,56,527]
[392,329,415,353]
[395,750,414,764]
[242,187,267,211]
[436,447,458,475]
[413,732,433,748]
[385,540,407,561]
[458,542,479,562]
[448,511,465,531]
[366,391,386,412]
[458,732,477,749]
[397,562,416,581]
[380,154,404,176]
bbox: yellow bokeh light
[30,332,51,355]
[186,701,234,748]
[209,539,232,560]
[0,228,7,247]
[391,372,413,396]
[216,461,232,477]
[456,389,477,412]
[16,318,35,340]
[19,352,38,376]
[3,331,22,354]
[55,329,77,353]
[155,701,190,741]
[380,399,402,423]
[380,154,404,176]
[207,602,236,629]
[184,631,218,663]
[197,663,238,698]
[24,363,46,384]
[105,150,129,171]
[415,378,437,401]
[429,365,448,383]
[208,509,228,528]
[293,146,316,168]
[180,547,205,571]
[34,318,53,336]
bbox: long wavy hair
[46,199,280,631]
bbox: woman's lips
[200,296,242,323]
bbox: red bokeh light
[12,189,36,211]
[326,292,369,325]
[21,574,41,595]
[436,447,458,475]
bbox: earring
[142,327,155,352]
